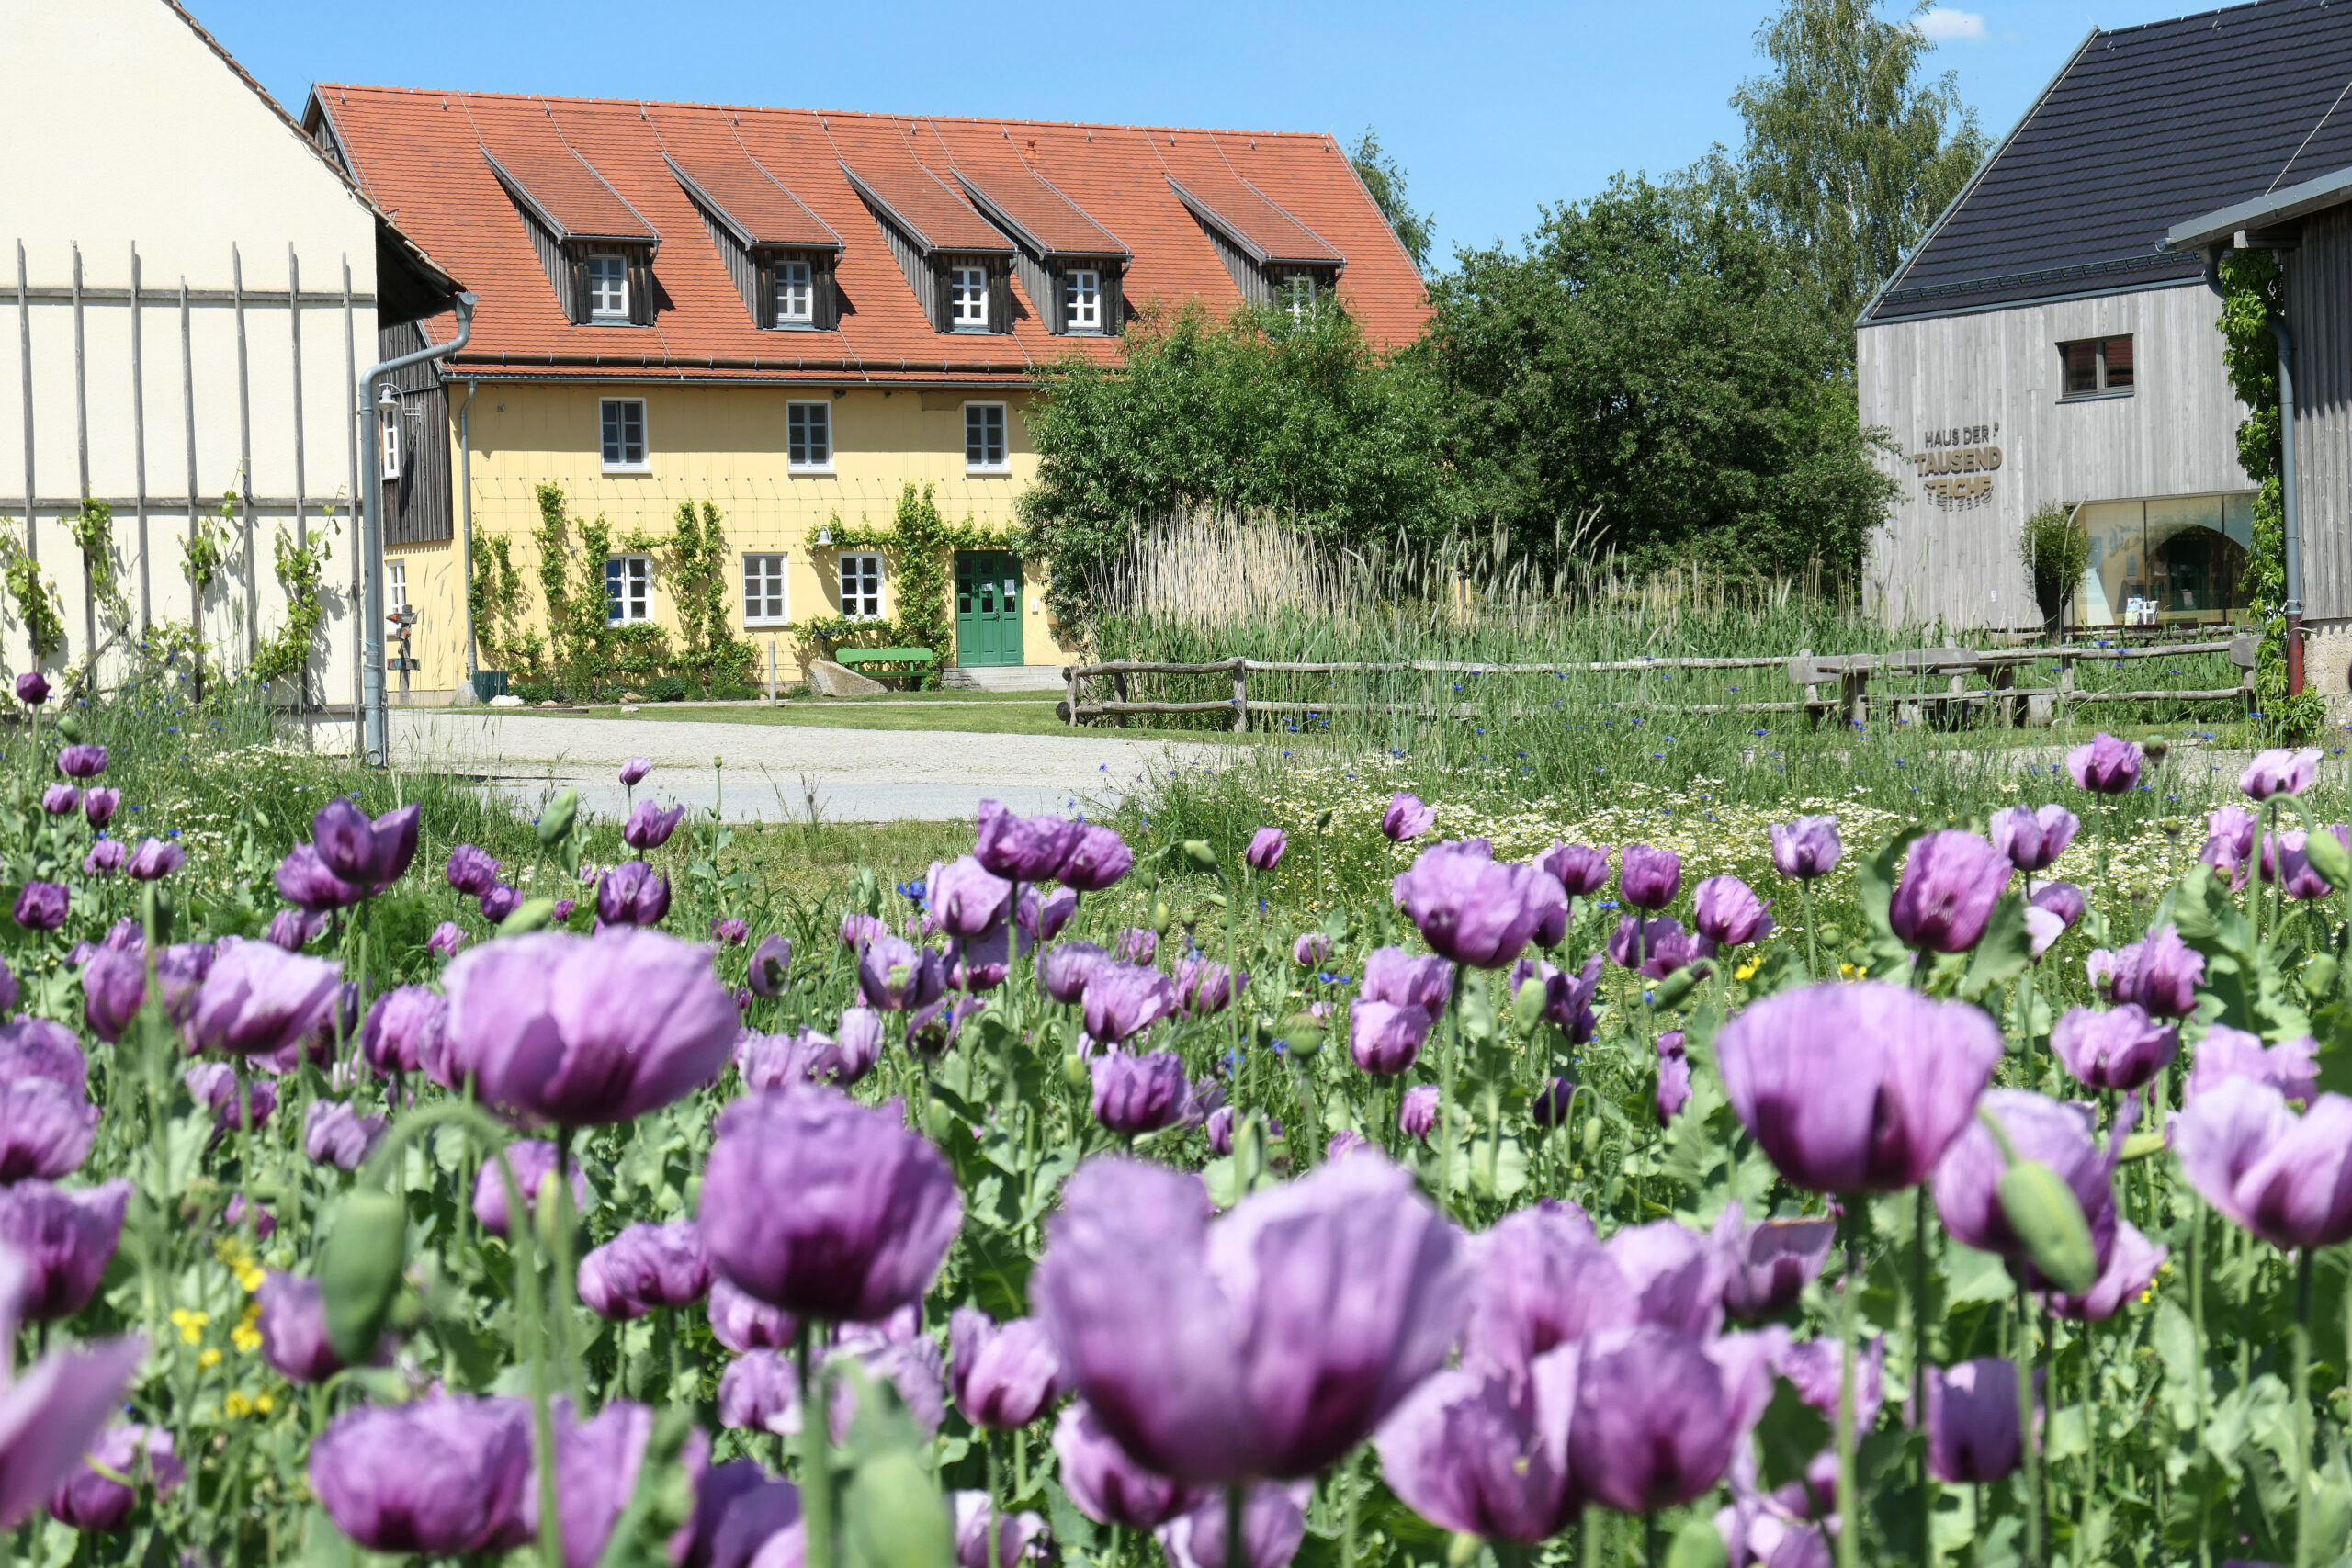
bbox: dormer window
[1063,269,1102,333]
[1280,273,1320,319]
[775,260,813,325]
[951,266,989,330]
[587,254,630,321]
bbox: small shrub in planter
[645,675,691,703]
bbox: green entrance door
[955,551,1024,667]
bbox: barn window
[2060,336,2133,400]
[950,266,989,330]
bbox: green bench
[833,647,937,678]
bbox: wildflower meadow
[5,667,2352,1568]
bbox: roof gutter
[359,292,476,765]
[2204,242,2303,696]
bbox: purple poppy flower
[1776,1335,1886,1445]
[13,673,45,707]
[1157,1482,1309,1568]
[1091,1051,1189,1135]
[1081,962,1177,1045]
[1525,1077,1575,1130]
[1618,844,1682,911]
[2066,733,2142,795]
[2203,806,2258,881]
[445,844,501,898]
[0,1179,129,1319]
[736,1029,850,1090]
[955,1493,1048,1568]
[1377,1345,1579,1543]
[700,1084,962,1321]
[1204,1106,1238,1156]
[0,1021,82,1099]
[707,1276,797,1353]
[1173,957,1239,1017]
[0,1077,95,1183]
[1537,842,1611,897]
[309,1395,534,1556]
[1348,998,1431,1075]
[1935,1089,2120,1283]
[2051,1003,2178,1092]
[47,1422,182,1530]
[1398,1086,1441,1142]
[1060,826,1134,893]
[425,921,468,960]
[304,1100,386,1171]
[2177,1077,2352,1248]
[595,861,672,928]
[578,1220,711,1319]
[1991,804,2081,874]
[622,800,684,852]
[0,1331,149,1532]
[1717,1205,1838,1322]
[184,939,343,1059]
[473,884,520,925]
[1056,1403,1204,1529]
[444,927,734,1126]
[951,1307,1066,1429]
[2242,747,2322,801]
[183,1064,275,1137]
[361,986,446,1077]
[1363,947,1452,1013]
[1926,1359,2023,1483]
[1292,932,1333,968]
[929,855,1013,938]
[619,757,653,788]
[80,950,145,1046]
[2043,1217,2167,1322]
[55,745,105,780]
[39,785,77,817]
[2030,903,2068,959]
[1656,1037,1691,1122]
[125,838,182,881]
[2090,925,2203,1018]
[1392,840,1564,969]
[1769,816,1842,881]
[1694,876,1772,946]
[976,799,1081,882]
[311,799,420,889]
[1032,1153,1468,1484]
[1382,794,1436,843]
[2189,1025,2319,1105]
[705,917,749,948]
[9,883,64,933]
[1244,828,1287,871]
[1606,915,1714,979]
[1890,830,2012,953]
[257,1272,356,1382]
[1013,887,1076,945]
[79,788,119,829]
[2030,882,2086,930]
[1457,1201,1628,1380]
[1570,1325,1781,1513]
[261,908,322,950]
[2261,829,2345,901]
[1717,981,2002,1194]
[1510,953,1600,1043]
[949,923,1013,993]
[471,1140,590,1238]
[907,995,984,1058]
[855,934,947,1012]
[742,933,793,999]
[1116,927,1159,964]
[274,844,365,913]
[1037,941,1107,1005]
[1606,1218,1736,1339]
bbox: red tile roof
[307,85,1429,386]
[841,154,1017,256]
[951,155,1130,260]
[660,139,839,251]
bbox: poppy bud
[319,1189,405,1364]
[1182,840,1218,874]
[499,897,558,935]
[1650,964,1702,1011]
[2305,824,2352,893]
[1282,1013,1326,1058]
[55,713,83,743]
[2306,953,2341,1001]
[1150,901,1172,934]
[1062,1052,1091,1093]
[1512,976,1548,1034]
[1996,1159,2097,1294]
[1665,1519,1729,1568]
[846,1450,956,1568]
[536,788,579,848]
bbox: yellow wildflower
[223,1392,253,1418]
[1838,963,1860,979]
[169,1308,210,1345]
[232,1323,261,1354]
[255,1393,275,1416]
[1735,958,1760,981]
[198,1348,222,1371]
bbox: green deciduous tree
[1733,0,1988,333]
[1423,171,1897,583]
[1350,129,1434,274]
[1018,301,1455,628]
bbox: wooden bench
[834,647,937,676]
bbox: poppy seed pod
[1382,793,1436,843]
[975,799,1082,883]
[2066,732,2142,795]
[1032,1153,1467,1484]
[307,1395,534,1556]
[950,1307,1066,1429]
[1716,980,2002,1194]
[699,1085,963,1320]
[621,799,684,851]
[1990,804,2081,874]
[1889,830,2013,953]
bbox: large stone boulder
[808,660,888,697]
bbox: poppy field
[6,672,2352,1568]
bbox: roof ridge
[311,82,1342,147]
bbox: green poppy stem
[800,1317,836,1568]
[2015,1280,2043,1568]
[1838,1215,1861,1568]
[2296,1247,2314,1568]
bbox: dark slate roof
[1863,0,2352,324]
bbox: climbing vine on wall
[251,513,338,687]
[468,532,534,678]
[532,481,636,698]
[2218,250,2326,739]
[797,483,1016,687]
[623,500,753,695]
[0,525,63,663]
[67,498,127,625]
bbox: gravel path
[304,709,1229,823]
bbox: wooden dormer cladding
[662,148,844,331]
[840,158,1017,334]
[480,140,661,325]
[950,163,1131,335]
[1165,173,1343,310]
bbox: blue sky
[207,0,2227,261]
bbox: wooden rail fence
[1060,637,2259,732]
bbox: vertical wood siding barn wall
[1857,283,2255,629]
[2290,207,2352,624]
[378,322,452,547]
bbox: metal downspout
[458,378,479,695]
[358,293,475,765]
[2205,247,2303,696]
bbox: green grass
[541,694,1229,739]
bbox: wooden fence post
[1064,663,1078,727]
[1232,658,1249,734]
[1112,665,1130,728]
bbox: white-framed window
[1063,268,1101,333]
[605,554,651,626]
[965,402,1008,472]
[379,403,402,479]
[743,553,789,626]
[950,266,989,329]
[775,260,813,325]
[840,553,885,620]
[1280,273,1319,319]
[600,398,648,472]
[388,561,410,614]
[587,254,629,321]
[787,400,831,470]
